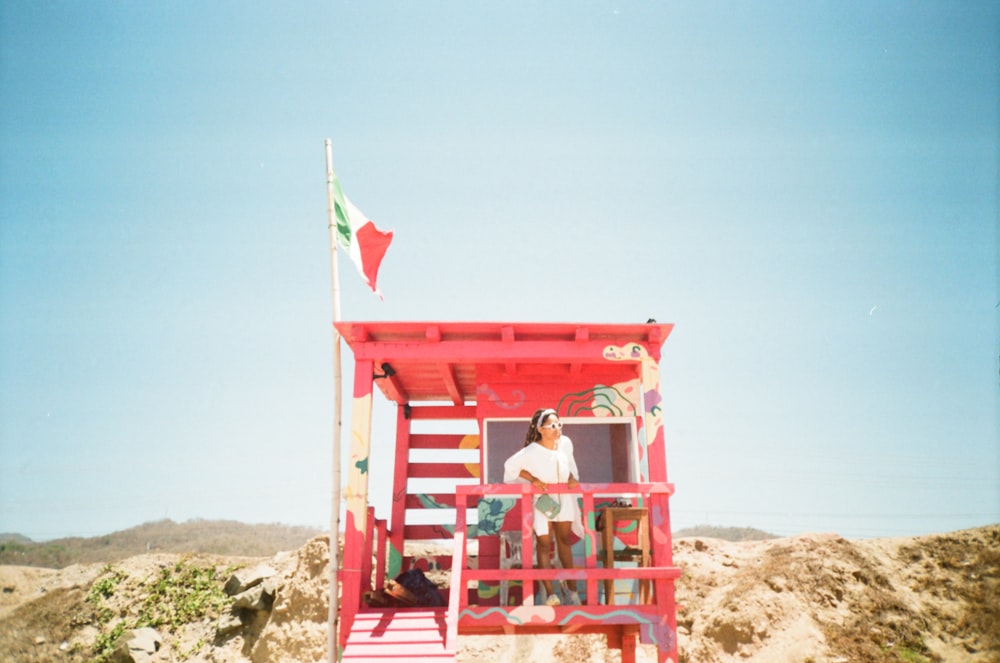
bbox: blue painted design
[459,607,524,625]
[559,609,676,649]
[416,494,451,509]
[477,497,516,536]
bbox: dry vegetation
[0,520,321,569]
[0,522,997,662]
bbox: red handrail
[453,482,675,608]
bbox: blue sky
[1,2,997,541]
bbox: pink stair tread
[341,608,455,661]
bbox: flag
[331,171,393,297]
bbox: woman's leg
[536,530,555,596]
[552,521,575,570]
[552,521,577,601]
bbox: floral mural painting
[558,384,639,417]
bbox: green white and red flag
[331,171,393,297]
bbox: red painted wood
[352,338,652,363]
[407,405,477,419]
[456,604,667,627]
[336,321,673,347]
[463,566,681,583]
[360,506,375,594]
[403,524,459,541]
[404,493,456,508]
[375,517,388,591]
[622,631,638,663]
[438,362,462,405]
[408,434,468,449]
[407,462,477,479]
[388,405,411,579]
[342,609,454,662]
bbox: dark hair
[523,408,556,447]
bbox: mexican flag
[331,171,394,297]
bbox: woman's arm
[518,469,547,491]
[562,437,580,487]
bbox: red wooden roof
[335,321,674,405]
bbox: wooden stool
[597,507,650,605]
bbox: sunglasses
[539,421,563,430]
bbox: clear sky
[1,2,997,542]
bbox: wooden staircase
[341,608,455,662]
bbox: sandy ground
[0,525,997,662]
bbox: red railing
[449,483,675,618]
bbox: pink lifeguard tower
[335,321,681,662]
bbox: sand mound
[0,526,996,662]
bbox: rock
[216,609,243,637]
[224,563,277,596]
[232,576,278,611]
[111,627,160,663]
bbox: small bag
[535,493,561,519]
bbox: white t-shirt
[503,436,582,536]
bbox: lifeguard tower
[335,321,681,662]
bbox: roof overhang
[335,321,674,405]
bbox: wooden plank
[407,462,478,479]
[347,633,446,646]
[350,608,447,622]
[403,524,459,540]
[343,609,453,661]
[343,650,452,661]
[348,626,446,643]
[405,493,457,508]
[407,405,477,420]
[408,434,468,450]
[350,338,654,363]
[462,566,681,581]
[387,406,411,580]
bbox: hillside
[0,524,997,662]
[0,522,760,570]
[0,520,322,569]
[672,525,777,541]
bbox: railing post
[581,489,597,605]
[520,483,535,605]
[445,487,467,653]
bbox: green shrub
[88,559,232,661]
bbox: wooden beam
[502,326,516,374]
[438,362,463,405]
[570,327,589,374]
[351,339,654,363]
[373,364,408,403]
[407,405,477,420]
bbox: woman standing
[503,408,582,605]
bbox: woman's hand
[567,477,580,489]
[532,478,548,491]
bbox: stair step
[342,609,454,662]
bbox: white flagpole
[324,139,343,663]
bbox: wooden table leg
[602,516,614,605]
